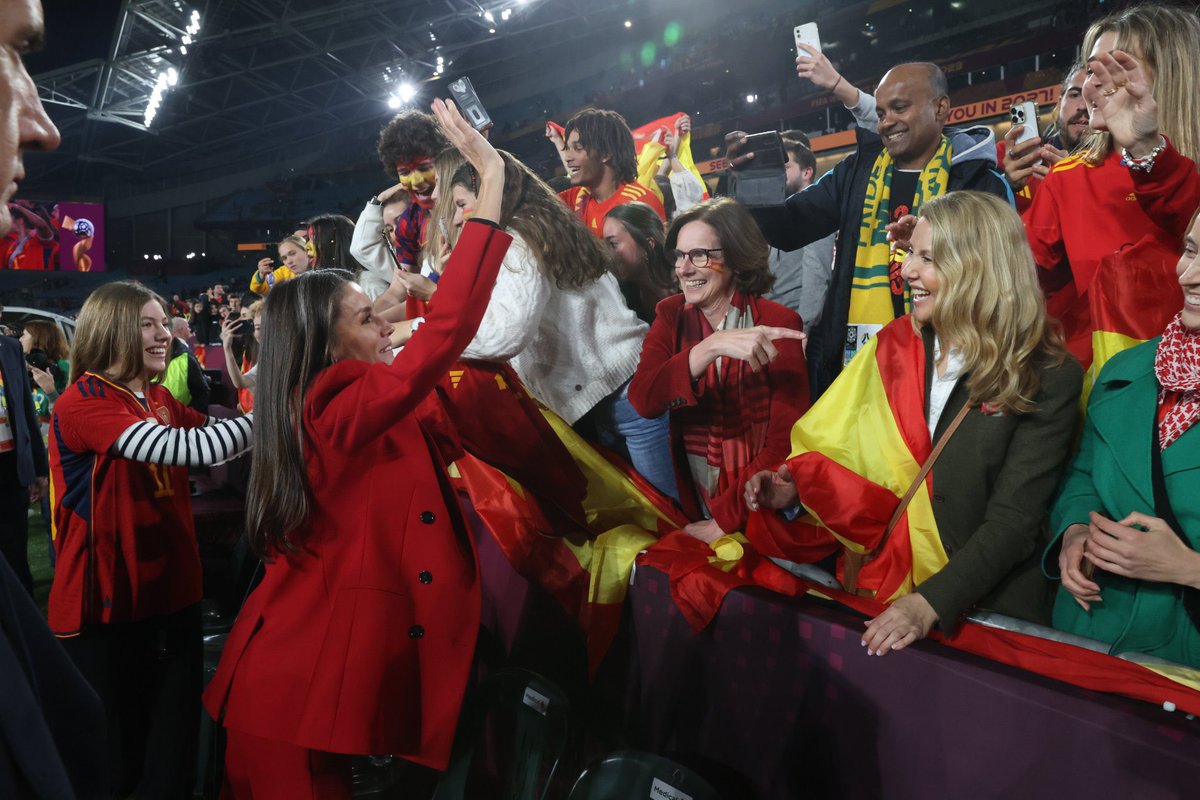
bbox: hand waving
[1084,49,1158,154]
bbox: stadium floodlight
[397,82,417,102]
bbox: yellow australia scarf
[848,137,953,328]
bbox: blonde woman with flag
[745,191,1082,656]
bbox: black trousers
[61,603,202,799]
[0,452,32,595]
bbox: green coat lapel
[1087,342,1158,510]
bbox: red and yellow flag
[770,318,948,602]
[1086,234,1181,403]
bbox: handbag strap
[877,399,972,553]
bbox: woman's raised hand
[1085,49,1159,155]
[432,98,505,223]
[431,99,502,178]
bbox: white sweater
[463,232,648,424]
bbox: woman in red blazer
[203,100,511,798]
[628,197,810,544]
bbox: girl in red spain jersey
[203,100,511,798]
[49,281,253,798]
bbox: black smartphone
[447,77,493,132]
[740,131,786,169]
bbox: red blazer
[628,293,809,534]
[203,222,512,767]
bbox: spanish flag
[631,113,710,205]
[1086,234,1181,404]
[451,409,681,674]
[758,318,948,602]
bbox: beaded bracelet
[1120,135,1167,172]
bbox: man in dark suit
[0,331,46,593]
[0,2,107,797]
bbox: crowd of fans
[3,0,1200,797]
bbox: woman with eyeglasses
[629,197,809,543]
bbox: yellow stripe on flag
[1084,330,1148,407]
[788,334,948,598]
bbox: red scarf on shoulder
[1155,313,1200,450]
[676,291,771,513]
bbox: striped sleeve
[111,414,253,466]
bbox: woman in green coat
[1047,205,1200,666]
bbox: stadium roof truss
[31,0,634,193]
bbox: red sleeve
[639,186,667,221]
[627,297,700,418]
[558,186,579,210]
[1022,168,1071,291]
[707,309,810,534]
[1132,137,1200,239]
[55,389,147,456]
[309,221,513,449]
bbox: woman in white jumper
[432,151,678,500]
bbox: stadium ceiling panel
[29,0,664,196]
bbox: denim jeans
[591,380,679,502]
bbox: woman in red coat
[628,197,809,544]
[203,100,511,797]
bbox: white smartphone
[1009,101,1040,146]
[794,22,821,58]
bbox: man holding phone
[727,61,1011,398]
[1000,64,1088,210]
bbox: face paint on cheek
[395,164,437,189]
[304,228,317,262]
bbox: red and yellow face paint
[395,158,437,208]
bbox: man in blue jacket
[727,62,1013,398]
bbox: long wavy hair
[70,281,169,384]
[1079,4,1200,166]
[664,197,775,297]
[441,150,610,289]
[428,146,467,266]
[918,192,1068,414]
[244,269,353,557]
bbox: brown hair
[22,319,69,362]
[245,269,353,557]
[665,197,776,297]
[70,281,169,384]
[564,108,638,185]
[445,150,611,289]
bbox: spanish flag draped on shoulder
[748,317,948,602]
[1085,234,1181,405]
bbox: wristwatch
[368,195,382,206]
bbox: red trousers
[222,727,352,799]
